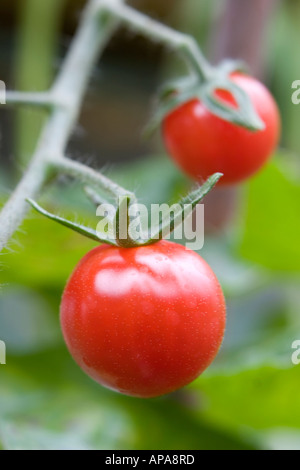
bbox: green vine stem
[0,0,262,252]
[100,0,264,131]
[51,156,135,201]
[0,0,122,252]
[100,0,213,82]
[5,91,54,109]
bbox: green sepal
[157,76,198,101]
[26,173,221,248]
[143,86,199,138]
[200,79,265,132]
[145,172,223,243]
[26,198,117,246]
[147,65,265,136]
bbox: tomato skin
[163,73,281,185]
[60,241,226,398]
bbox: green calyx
[146,60,265,136]
[26,173,222,249]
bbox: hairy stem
[0,159,50,251]
[6,91,54,108]
[51,156,135,200]
[0,0,121,251]
[100,0,213,80]
[0,0,215,252]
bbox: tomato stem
[0,0,124,251]
[5,91,55,109]
[100,0,213,82]
[0,0,244,251]
[51,156,135,201]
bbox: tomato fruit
[163,73,280,185]
[60,241,226,398]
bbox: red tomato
[163,73,280,185]
[60,241,226,398]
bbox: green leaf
[0,421,91,451]
[238,156,300,271]
[0,352,258,450]
[193,365,300,431]
[2,214,97,289]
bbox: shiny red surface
[163,73,280,186]
[60,241,226,398]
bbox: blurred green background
[0,0,300,450]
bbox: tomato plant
[163,73,281,186]
[60,240,226,398]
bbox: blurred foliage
[239,154,300,272]
[1,153,300,450]
[15,0,65,165]
[1,0,300,451]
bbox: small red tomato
[163,73,281,185]
[60,241,226,398]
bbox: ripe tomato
[163,73,280,185]
[60,241,226,398]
